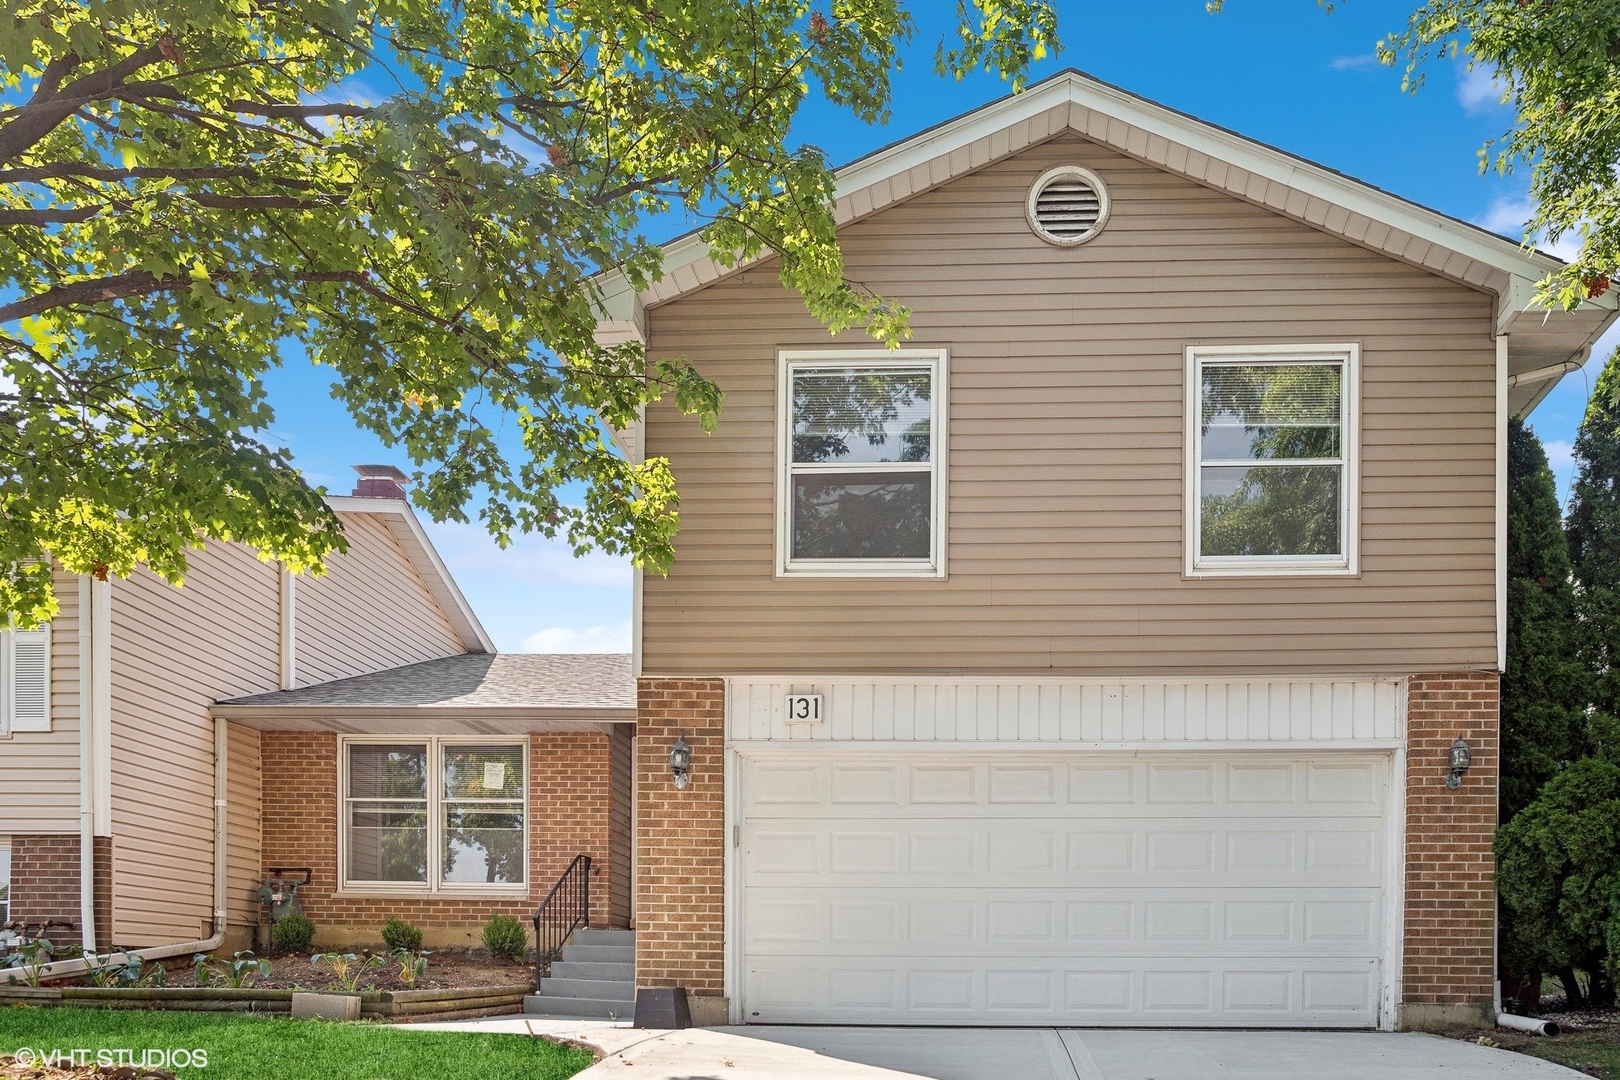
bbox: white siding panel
[728,677,1403,746]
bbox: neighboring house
[0,467,634,961]
[591,70,1618,1031]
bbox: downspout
[28,687,228,982]
[75,578,95,954]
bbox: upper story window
[777,350,947,578]
[0,624,50,735]
[341,738,526,894]
[1186,344,1359,577]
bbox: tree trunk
[1557,966,1586,1008]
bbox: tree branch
[0,206,103,226]
[0,39,173,164]
[0,268,362,323]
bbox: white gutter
[1506,354,1588,388]
[25,717,228,982]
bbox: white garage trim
[723,676,1410,1028]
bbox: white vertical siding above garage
[726,677,1404,746]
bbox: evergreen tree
[1502,418,1590,823]
[1568,345,1620,748]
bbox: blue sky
[260,0,1618,653]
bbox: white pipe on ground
[1498,1013,1560,1037]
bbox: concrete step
[549,960,634,981]
[560,943,634,964]
[523,994,635,1020]
[540,976,634,999]
[571,929,635,946]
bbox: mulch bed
[163,948,533,993]
[0,1057,174,1079]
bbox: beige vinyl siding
[225,723,262,930]
[0,568,81,834]
[109,544,280,944]
[294,512,462,686]
[642,134,1496,676]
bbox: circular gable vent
[1026,165,1109,246]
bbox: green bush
[1496,757,1620,1006]
[381,917,423,953]
[271,911,316,955]
[482,914,527,960]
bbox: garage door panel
[746,821,1383,886]
[740,752,1388,1026]
[744,888,1382,957]
[744,958,1380,1025]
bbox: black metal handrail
[532,854,590,982]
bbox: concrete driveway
[553,1024,1587,1080]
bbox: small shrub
[194,950,271,989]
[380,917,423,953]
[272,911,315,954]
[482,914,527,960]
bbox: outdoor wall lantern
[1445,737,1473,789]
[670,736,692,790]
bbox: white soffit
[323,495,496,654]
[591,68,1616,413]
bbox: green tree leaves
[0,1,1059,621]
[1378,0,1620,309]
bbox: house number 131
[785,694,823,723]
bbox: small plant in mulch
[481,915,526,961]
[390,949,431,989]
[309,953,386,994]
[192,951,271,989]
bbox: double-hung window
[1186,344,1358,575]
[341,738,526,894]
[777,349,947,577]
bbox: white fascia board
[323,496,496,654]
[599,70,1577,327]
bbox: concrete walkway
[403,1018,1588,1079]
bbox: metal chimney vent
[1026,166,1110,247]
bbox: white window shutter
[8,627,51,732]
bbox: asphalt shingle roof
[219,653,634,711]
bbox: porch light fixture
[1445,737,1472,790]
[669,736,692,790]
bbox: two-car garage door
[739,752,1389,1026]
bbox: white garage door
[739,752,1389,1026]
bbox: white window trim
[1184,343,1360,578]
[776,348,949,579]
[0,623,51,737]
[336,735,529,899]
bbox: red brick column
[10,835,83,946]
[1402,672,1499,1030]
[635,678,726,1016]
[260,730,620,948]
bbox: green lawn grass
[1516,1032,1620,1079]
[0,1007,594,1080]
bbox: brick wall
[259,730,624,947]
[635,678,726,1000]
[10,835,82,945]
[1402,672,1499,1029]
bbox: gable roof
[592,67,1616,419]
[325,495,495,654]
